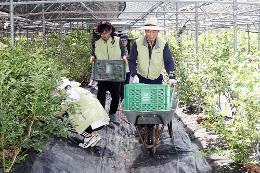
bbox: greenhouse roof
[0,0,260,33]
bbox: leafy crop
[44,29,93,83]
[168,29,260,163]
[0,44,70,172]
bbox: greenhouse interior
[0,0,259,173]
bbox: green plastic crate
[92,60,126,82]
[124,84,172,111]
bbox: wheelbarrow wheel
[147,127,156,155]
[167,120,173,138]
[148,146,156,155]
[146,126,154,146]
[146,125,160,154]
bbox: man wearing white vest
[128,17,176,85]
[90,21,126,125]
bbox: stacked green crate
[124,84,172,111]
[92,60,126,82]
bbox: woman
[60,78,110,148]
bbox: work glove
[130,75,139,83]
[90,55,96,63]
[169,79,177,87]
[122,55,128,62]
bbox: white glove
[130,75,139,83]
[90,56,96,63]
[122,55,128,62]
[169,79,177,87]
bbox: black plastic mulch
[28,113,212,173]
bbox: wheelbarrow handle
[169,86,178,110]
[170,87,176,100]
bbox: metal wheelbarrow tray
[123,109,174,125]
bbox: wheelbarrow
[123,84,178,153]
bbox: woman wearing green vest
[128,17,176,85]
[90,21,126,125]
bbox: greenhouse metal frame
[1,0,260,53]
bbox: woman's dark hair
[97,21,112,33]
[96,21,116,36]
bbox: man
[128,17,176,85]
[128,17,176,145]
[90,21,125,125]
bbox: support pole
[60,3,63,32]
[42,3,46,48]
[233,0,238,54]
[175,2,179,39]
[60,3,63,59]
[26,29,29,43]
[195,2,199,54]
[10,0,15,45]
[163,5,166,35]
[195,2,201,113]
[258,5,260,51]
[247,24,250,54]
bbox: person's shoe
[79,134,101,148]
[106,122,115,129]
[81,131,92,138]
[90,134,101,147]
[109,114,120,126]
[78,136,92,148]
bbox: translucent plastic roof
[117,1,260,32]
[0,0,260,33]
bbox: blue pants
[120,72,131,101]
[137,74,163,84]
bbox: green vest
[136,36,166,80]
[95,36,121,60]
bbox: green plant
[0,34,11,46]
[168,29,260,163]
[0,44,70,172]
[45,29,93,83]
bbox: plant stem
[5,147,20,173]
[27,119,34,139]
[1,133,6,172]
